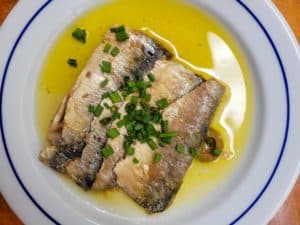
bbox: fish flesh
[39,27,169,172]
[114,79,224,213]
[67,60,203,189]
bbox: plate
[0,0,299,225]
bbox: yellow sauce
[37,0,254,215]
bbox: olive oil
[37,0,254,214]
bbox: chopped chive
[67,58,78,67]
[175,144,185,154]
[145,123,156,136]
[127,81,137,88]
[147,138,158,150]
[111,111,121,121]
[100,78,109,88]
[88,104,95,113]
[161,120,169,133]
[147,73,155,82]
[154,153,162,163]
[110,105,119,113]
[72,28,87,43]
[144,93,152,102]
[94,104,104,117]
[110,25,125,33]
[160,137,172,144]
[117,119,126,128]
[110,46,120,57]
[189,147,198,158]
[159,132,178,138]
[139,89,146,98]
[102,145,114,158]
[156,98,169,109]
[100,117,112,126]
[143,113,152,123]
[116,30,129,42]
[103,102,110,109]
[100,61,112,73]
[135,123,144,131]
[212,149,222,157]
[101,92,109,99]
[107,128,120,139]
[125,103,136,114]
[136,81,152,90]
[130,96,139,104]
[140,101,150,111]
[134,70,144,81]
[132,157,139,164]
[109,92,122,103]
[103,43,111,53]
[125,146,135,156]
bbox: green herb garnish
[102,145,114,158]
[154,153,162,163]
[117,119,126,128]
[132,157,139,164]
[107,128,120,139]
[147,138,158,150]
[67,58,78,67]
[103,43,111,53]
[100,78,109,88]
[189,148,198,158]
[100,117,112,126]
[156,98,169,109]
[159,132,178,138]
[125,146,135,156]
[103,102,110,109]
[100,61,112,73]
[161,120,169,133]
[111,111,121,121]
[142,93,150,102]
[175,144,185,154]
[88,104,104,117]
[72,28,87,43]
[109,92,122,103]
[147,73,155,82]
[212,149,222,157]
[116,30,129,42]
[110,47,120,57]
[110,25,125,33]
[94,105,104,117]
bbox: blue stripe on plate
[0,0,290,224]
[231,1,290,224]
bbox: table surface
[0,0,299,225]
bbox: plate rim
[0,0,299,224]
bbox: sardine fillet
[39,27,169,172]
[67,60,203,189]
[115,79,224,213]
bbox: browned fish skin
[39,27,170,172]
[91,60,204,191]
[115,79,224,213]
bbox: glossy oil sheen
[36,0,254,215]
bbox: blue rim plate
[0,1,299,225]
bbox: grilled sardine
[92,60,204,190]
[39,27,169,172]
[115,80,224,213]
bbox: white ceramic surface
[0,0,299,225]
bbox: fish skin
[115,79,224,213]
[39,27,170,172]
[91,60,203,191]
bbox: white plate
[0,0,299,225]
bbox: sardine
[114,79,224,213]
[39,26,170,172]
[91,60,203,190]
